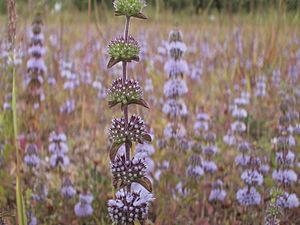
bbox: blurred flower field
[0,1,300,225]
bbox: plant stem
[123,16,131,192]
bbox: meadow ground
[0,5,300,225]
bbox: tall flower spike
[107,1,153,224]
[163,29,189,144]
[272,97,299,209]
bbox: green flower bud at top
[108,36,140,63]
[113,0,146,17]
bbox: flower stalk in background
[163,29,188,146]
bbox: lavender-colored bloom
[60,98,76,114]
[236,186,261,206]
[232,107,247,119]
[209,189,227,202]
[74,193,94,218]
[48,131,68,154]
[136,143,155,156]
[174,182,190,198]
[223,131,236,146]
[164,59,189,78]
[241,169,263,186]
[272,169,298,185]
[235,154,250,167]
[61,178,76,199]
[50,152,70,167]
[276,192,299,209]
[163,78,188,98]
[202,160,218,173]
[202,145,218,155]
[275,151,295,166]
[108,189,154,224]
[27,211,37,225]
[144,78,153,93]
[32,183,48,202]
[231,121,247,133]
[187,165,204,178]
[163,99,188,118]
[272,69,281,87]
[164,123,186,140]
[255,76,267,97]
[167,41,187,54]
[294,124,300,135]
[24,144,40,167]
[48,131,70,168]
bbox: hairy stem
[123,16,131,191]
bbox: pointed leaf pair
[114,11,147,20]
[121,99,149,110]
[107,56,140,69]
[109,99,149,110]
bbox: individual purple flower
[241,169,263,186]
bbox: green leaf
[109,142,123,161]
[16,176,27,225]
[128,99,149,109]
[135,177,153,192]
[142,134,152,142]
[133,12,148,20]
[107,58,121,69]
[108,100,119,108]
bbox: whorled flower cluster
[24,142,40,168]
[48,131,70,168]
[108,36,140,67]
[74,193,94,218]
[108,189,154,225]
[109,115,151,146]
[108,78,148,108]
[111,154,147,188]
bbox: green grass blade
[12,63,27,225]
